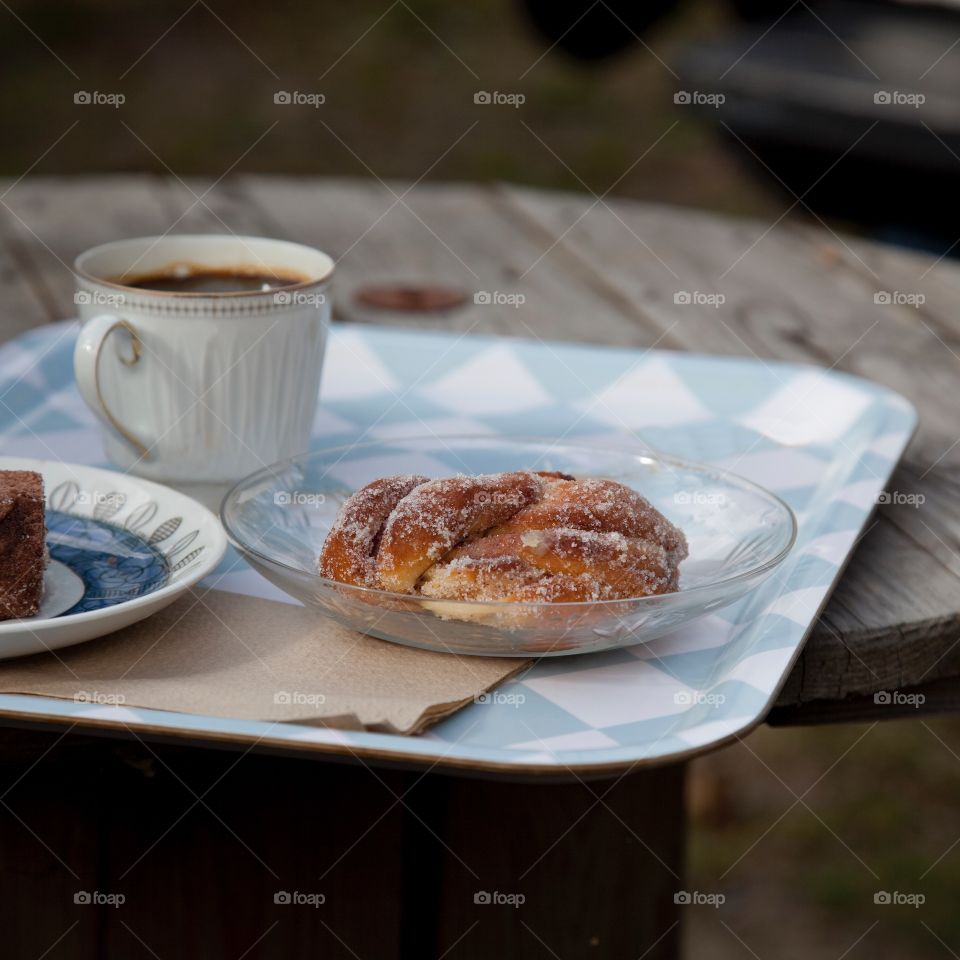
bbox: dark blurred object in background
[524,0,960,255]
[679,0,960,255]
[521,0,678,60]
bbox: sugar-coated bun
[318,470,687,609]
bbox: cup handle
[73,314,151,459]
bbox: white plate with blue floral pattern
[0,458,227,658]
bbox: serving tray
[0,322,916,774]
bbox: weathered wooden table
[0,177,956,959]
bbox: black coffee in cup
[117,265,308,294]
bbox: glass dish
[220,436,797,657]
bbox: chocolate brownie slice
[0,471,45,620]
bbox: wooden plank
[772,226,960,704]
[0,728,101,960]
[158,177,275,236]
[775,517,960,704]
[0,175,281,339]
[0,728,410,959]
[238,176,664,345]
[498,185,959,444]
[0,175,174,323]
[0,192,58,336]
[783,223,960,568]
[788,222,960,348]
[412,764,685,959]
[99,740,408,959]
[770,674,960,726]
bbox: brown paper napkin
[0,590,529,735]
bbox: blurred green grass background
[686,717,960,958]
[0,0,777,217]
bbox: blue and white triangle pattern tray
[0,322,916,771]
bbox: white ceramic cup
[73,235,333,483]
